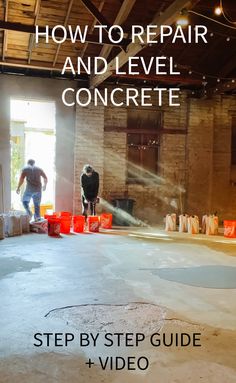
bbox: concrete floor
[0,228,236,382]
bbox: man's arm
[16,172,25,194]
[41,170,48,191]
[81,174,89,201]
[94,173,99,197]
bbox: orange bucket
[100,213,112,229]
[73,215,85,233]
[224,220,236,238]
[87,216,99,232]
[48,217,61,237]
[60,216,71,234]
[60,211,72,217]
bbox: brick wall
[186,95,236,222]
[74,101,104,214]
[211,96,236,220]
[186,98,214,216]
[74,88,236,224]
[103,106,127,201]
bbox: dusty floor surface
[0,227,236,382]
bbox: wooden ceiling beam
[97,0,136,69]
[80,0,112,29]
[90,0,200,88]
[0,59,64,71]
[79,0,122,44]
[80,0,105,60]
[53,0,74,67]
[2,0,8,61]
[0,20,129,46]
[28,0,41,64]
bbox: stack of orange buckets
[44,212,113,236]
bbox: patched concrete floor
[0,228,236,382]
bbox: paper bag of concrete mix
[206,215,218,235]
[165,214,176,231]
[179,214,188,232]
[20,214,30,233]
[30,219,48,234]
[0,215,5,240]
[187,215,199,234]
[5,214,22,237]
[202,215,208,234]
[10,210,30,233]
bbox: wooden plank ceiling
[0,0,235,92]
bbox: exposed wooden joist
[80,0,112,28]
[90,0,200,88]
[28,0,41,64]
[79,0,124,47]
[0,20,130,46]
[53,0,74,67]
[2,0,8,61]
[97,0,136,69]
[0,59,64,72]
[80,0,105,59]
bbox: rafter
[80,0,112,29]
[79,0,124,46]
[97,0,136,69]
[80,0,105,60]
[90,0,200,88]
[53,0,74,67]
[2,0,8,61]
[28,0,41,64]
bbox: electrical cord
[188,10,236,30]
[220,0,236,25]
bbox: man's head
[83,164,93,177]
[27,159,35,166]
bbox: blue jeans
[22,190,42,220]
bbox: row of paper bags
[0,212,30,239]
[165,214,218,235]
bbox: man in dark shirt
[16,159,48,221]
[81,164,99,217]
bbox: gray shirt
[22,165,46,192]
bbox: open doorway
[10,99,56,213]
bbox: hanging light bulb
[176,9,189,27]
[176,15,189,26]
[214,6,222,16]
